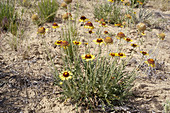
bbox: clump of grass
[0,0,16,32]
[52,16,136,111]
[37,0,59,22]
[131,8,153,25]
[93,1,123,24]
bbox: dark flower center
[104,31,108,34]
[97,38,103,43]
[57,40,62,44]
[53,23,58,26]
[89,30,92,34]
[80,16,86,20]
[118,53,123,56]
[110,53,115,56]
[85,54,92,59]
[132,44,137,47]
[75,41,80,45]
[126,38,131,42]
[63,72,69,77]
[142,51,147,55]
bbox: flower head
[79,16,88,22]
[117,53,126,58]
[93,38,104,45]
[124,37,133,42]
[137,23,146,35]
[37,27,48,35]
[59,71,73,81]
[114,23,123,27]
[145,59,155,67]
[52,22,59,29]
[104,37,113,44]
[81,54,95,61]
[157,33,165,40]
[117,32,126,39]
[109,52,117,57]
[104,31,109,35]
[73,41,81,45]
[131,43,138,48]
[31,14,39,21]
[61,41,69,48]
[84,21,94,29]
[62,13,72,20]
[98,18,105,23]
[140,51,149,56]
[54,40,62,45]
[99,22,108,27]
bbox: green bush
[37,0,59,22]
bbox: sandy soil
[0,0,170,113]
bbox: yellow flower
[131,43,139,48]
[145,59,155,67]
[109,53,118,57]
[79,16,88,22]
[84,21,94,29]
[54,40,62,45]
[117,53,126,58]
[99,22,108,27]
[59,71,73,81]
[133,12,136,14]
[73,41,81,45]
[124,37,133,42]
[140,51,149,56]
[81,54,95,61]
[52,22,59,29]
[114,23,123,28]
[98,18,105,24]
[108,0,114,3]
[93,38,104,45]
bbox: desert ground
[0,0,170,113]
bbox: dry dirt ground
[0,0,170,113]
